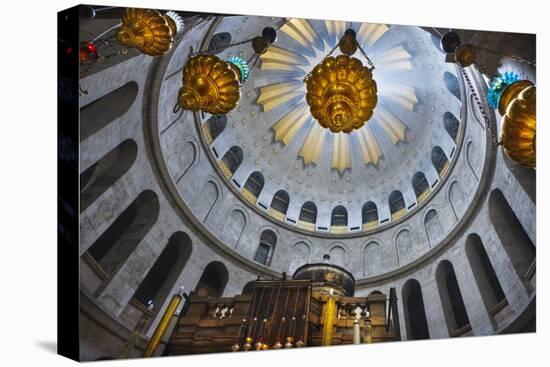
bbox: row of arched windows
[213,143,452,232]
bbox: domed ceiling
[166,16,464,236]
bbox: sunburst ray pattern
[255,19,418,173]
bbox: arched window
[443,71,461,100]
[298,201,317,230]
[288,241,310,275]
[444,111,460,142]
[502,153,535,202]
[465,234,507,317]
[330,206,348,233]
[242,171,264,204]
[389,190,406,221]
[196,261,229,297]
[412,172,430,203]
[488,189,535,282]
[254,230,277,266]
[80,81,138,141]
[436,261,471,335]
[424,209,443,246]
[132,232,192,314]
[220,146,243,178]
[80,139,137,212]
[207,32,232,54]
[204,115,227,144]
[86,190,160,277]
[431,146,449,176]
[402,279,430,340]
[362,201,378,230]
[270,190,290,215]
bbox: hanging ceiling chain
[461,68,501,146]
[303,35,375,83]
[357,42,376,71]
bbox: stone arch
[254,230,277,266]
[444,111,460,142]
[402,279,430,340]
[412,172,430,202]
[80,139,137,212]
[331,205,348,228]
[243,171,264,201]
[271,190,290,215]
[201,180,219,222]
[205,114,227,143]
[288,241,311,275]
[395,228,416,266]
[195,261,229,297]
[131,232,192,315]
[424,209,443,247]
[299,201,317,224]
[502,153,536,202]
[432,146,449,176]
[362,201,378,225]
[435,260,471,335]
[80,81,138,141]
[207,32,232,54]
[443,71,461,100]
[465,141,480,181]
[448,180,465,220]
[222,209,247,248]
[221,146,243,176]
[86,190,160,278]
[465,234,507,319]
[368,290,384,297]
[329,244,346,268]
[173,139,198,184]
[389,190,406,221]
[488,189,535,282]
[364,241,382,277]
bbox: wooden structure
[165,263,400,355]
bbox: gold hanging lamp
[175,27,278,115]
[115,8,184,56]
[498,80,536,167]
[461,69,536,168]
[305,29,377,134]
[177,54,242,114]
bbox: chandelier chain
[461,68,501,146]
[357,42,376,71]
[303,42,340,82]
[303,37,375,82]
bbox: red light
[86,43,97,53]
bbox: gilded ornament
[177,54,242,114]
[252,36,270,55]
[498,80,536,167]
[339,29,358,56]
[455,44,477,67]
[306,55,377,133]
[115,8,177,56]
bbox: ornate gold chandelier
[115,8,184,56]
[177,54,243,114]
[498,80,536,167]
[175,27,278,115]
[305,29,377,134]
